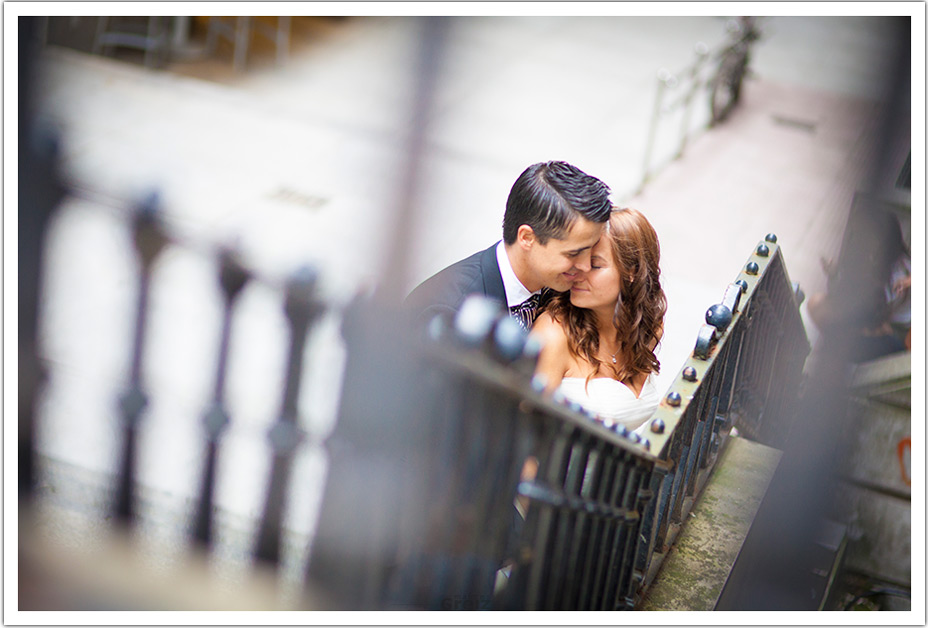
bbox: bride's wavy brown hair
[544,207,667,384]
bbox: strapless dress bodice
[556,374,659,433]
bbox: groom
[405,160,613,331]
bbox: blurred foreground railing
[18,181,332,609]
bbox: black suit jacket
[405,243,506,325]
[406,243,538,570]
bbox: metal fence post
[253,266,323,567]
[677,42,709,158]
[638,68,674,195]
[19,16,66,503]
[113,195,169,526]
[192,249,250,548]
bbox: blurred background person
[807,208,911,362]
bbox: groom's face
[525,217,605,292]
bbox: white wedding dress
[557,374,659,434]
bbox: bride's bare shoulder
[530,311,572,391]
[531,311,568,346]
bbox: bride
[531,207,666,433]
[500,207,665,587]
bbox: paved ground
[23,13,912,570]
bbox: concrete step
[637,435,782,610]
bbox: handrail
[646,235,808,455]
[635,235,810,591]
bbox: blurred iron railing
[17,32,336,588]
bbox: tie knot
[522,292,541,308]
[510,292,543,331]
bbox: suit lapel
[480,242,507,304]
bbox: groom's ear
[516,225,536,250]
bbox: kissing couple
[406,160,667,433]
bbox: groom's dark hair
[502,161,612,245]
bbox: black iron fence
[635,236,810,593]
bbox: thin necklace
[603,331,619,364]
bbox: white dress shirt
[496,240,537,308]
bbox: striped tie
[509,292,542,331]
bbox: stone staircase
[638,436,782,610]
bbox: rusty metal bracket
[694,324,717,359]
